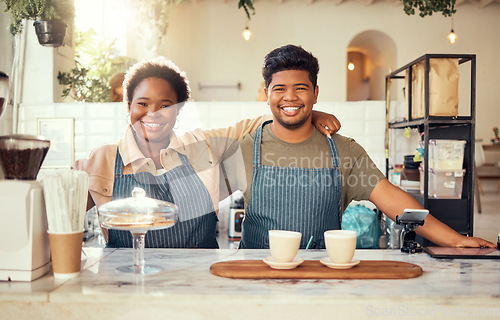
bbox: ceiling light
[348,62,355,71]
[448,29,457,44]
[242,27,252,41]
[448,16,457,44]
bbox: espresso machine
[0,134,52,281]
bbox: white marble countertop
[1,248,500,320]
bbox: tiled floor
[474,189,500,244]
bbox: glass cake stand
[98,187,178,274]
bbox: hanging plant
[402,0,456,17]
[130,0,185,55]
[236,0,455,19]
[0,0,74,36]
[238,0,255,20]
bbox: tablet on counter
[424,246,500,259]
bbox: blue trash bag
[341,204,381,249]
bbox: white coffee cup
[268,230,302,263]
[324,230,357,264]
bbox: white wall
[18,101,387,174]
[0,4,12,79]
[1,1,500,144]
[20,25,75,105]
[0,4,74,135]
[161,0,500,143]
[0,3,13,136]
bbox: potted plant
[57,30,136,102]
[0,0,74,47]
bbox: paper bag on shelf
[406,58,459,119]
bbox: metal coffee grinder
[0,134,52,281]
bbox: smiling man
[238,44,495,250]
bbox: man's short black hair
[262,44,319,89]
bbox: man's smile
[280,105,303,116]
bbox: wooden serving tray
[210,260,423,279]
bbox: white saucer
[319,257,360,269]
[263,256,304,270]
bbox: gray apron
[107,148,218,248]
[239,121,342,249]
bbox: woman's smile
[141,120,165,131]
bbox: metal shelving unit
[385,54,476,243]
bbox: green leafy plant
[236,0,455,19]
[402,0,456,17]
[57,30,135,102]
[126,0,253,54]
[131,0,185,54]
[57,63,109,102]
[238,0,255,20]
[0,0,74,35]
[133,0,184,36]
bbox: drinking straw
[42,170,88,233]
[305,235,314,250]
[74,170,89,231]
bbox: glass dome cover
[98,187,178,214]
[98,187,178,232]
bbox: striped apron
[239,121,342,249]
[107,148,218,248]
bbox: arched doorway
[346,30,397,101]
